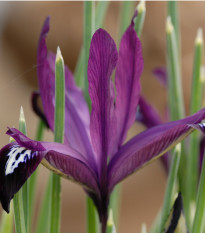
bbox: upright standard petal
[115,14,143,149]
[5,128,100,195]
[88,29,118,177]
[37,18,95,165]
[108,109,205,190]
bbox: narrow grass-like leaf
[192,152,205,233]
[166,15,187,219]
[49,47,65,233]
[0,202,13,233]
[167,1,180,54]
[19,107,29,233]
[186,29,204,225]
[149,211,161,233]
[35,176,52,233]
[159,144,181,233]
[106,210,116,233]
[13,107,27,233]
[166,16,184,120]
[95,1,109,30]
[28,120,45,231]
[13,178,26,233]
[109,185,121,228]
[134,0,146,37]
[83,2,100,232]
[86,197,99,233]
[75,1,109,88]
[83,1,95,109]
[118,1,134,39]
[141,224,147,233]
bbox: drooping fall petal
[115,12,143,149]
[88,28,118,177]
[0,127,100,212]
[136,96,169,171]
[0,142,45,213]
[108,109,205,190]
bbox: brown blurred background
[0,1,204,232]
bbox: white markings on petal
[199,122,205,131]
[5,145,33,175]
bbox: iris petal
[108,109,205,190]
[0,142,44,213]
[37,17,95,166]
[88,28,118,176]
[6,128,100,194]
[114,13,143,151]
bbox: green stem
[106,210,116,233]
[49,47,65,233]
[86,197,99,233]
[83,2,100,232]
[0,202,13,233]
[13,107,27,233]
[35,176,52,233]
[166,16,184,120]
[134,0,146,37]
[29,120,45,231]
[159,144,181,232]
[186,29,204,228]
[83,1,95,109]
[118,1,134,40]
[75,1,109,89]
[192,151,205,233]
[167,1,180,54]
[19,107,29,233]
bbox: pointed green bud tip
[141,223,147,233]
[200,66,205,83]
[175,143,181,153]
[56,46,64,64]
[166,16,174,34]
[19,106,25,123]
[107,209,114,227]
[137,0,146,13]
[195,28,203,45]
[9,136,15,143]
[190,201,196,223]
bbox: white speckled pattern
[5,145,32,175]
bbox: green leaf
[134,0,146,37]
[49,47,65,233]
[186,28,204,228]
[86,197,99,233]
[159,144,181,232]
[106,210,116,233]
[192,150,205,233]
[29,120,46,231]
[75,1,109,89]
[118,1,134,39]
[13,107,27,233]
[0,202,13,233]
[35,176,52,233]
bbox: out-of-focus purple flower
[1,15,205,232]
[136,96,170,172]
[152,67,167,87]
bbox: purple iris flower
[1,15,205,232]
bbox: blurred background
[0,1,204,232]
